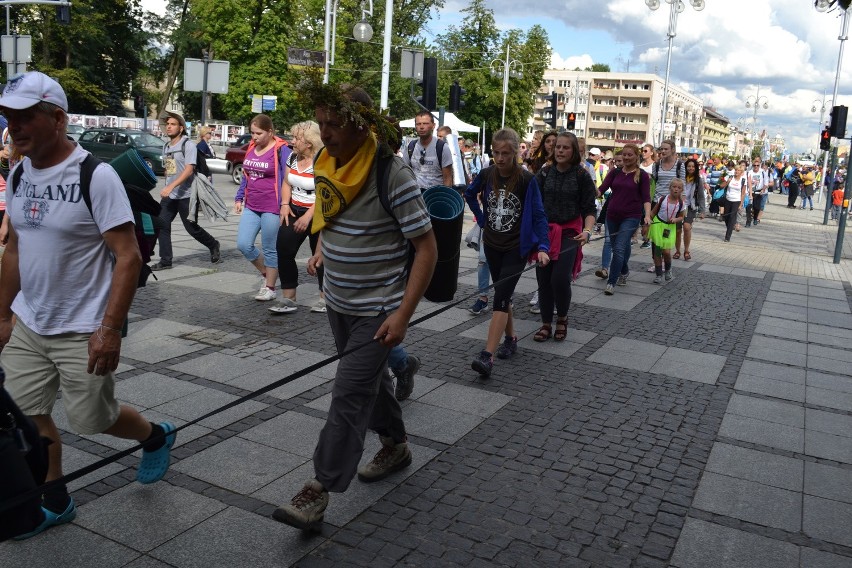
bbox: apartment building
[700,108,731,156]
[530,69,704,154]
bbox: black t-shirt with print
[483,168,532,252]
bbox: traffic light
[566,112,576,130]
[544,92,558,129]
[133,94,145,118]
[829,105,847,138]
[56,1,71,24]
[820,128,831,151]
[417,57,438,111]
[448,81,465,113]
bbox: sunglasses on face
[419,149,426,165]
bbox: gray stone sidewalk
[1,176,851,567]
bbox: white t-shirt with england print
[7,145,133,335]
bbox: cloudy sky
[424,0,851,153]
[141,0,849,153]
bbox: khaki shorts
[0,321,120,435]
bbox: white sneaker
[269,298,298,313]
[530,290,538,305]
[310,299,327,313]
[664,270,674,282]
[255,287,277,301]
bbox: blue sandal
[13,498,77,540]
[136,422,177,484]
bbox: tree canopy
[2,0,551,142]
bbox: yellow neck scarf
[312,134,377,233]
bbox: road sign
[287,48,325,68]
[251,95,277,113]
[400,49,424,80]
[184,58,229,93]
[1,35,31,63]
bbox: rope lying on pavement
[0,226,637,515]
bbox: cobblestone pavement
[1,177,851,567]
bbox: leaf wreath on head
[296,70,401,150]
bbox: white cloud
[478,0,852,152]
[550,52,595,70]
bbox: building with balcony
[531,70,704,155]
[700,108,731,157]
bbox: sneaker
[653,274,662,284]
[150,262,172,271]
[595,267,608,279]
[617,275,628,286]
[529,303,540,314]
[745,222,751,228]
[269,298,298,313]
[210,242,221,264]
[136,422,177,484]
[393,355,419,402]
[471,351,493,377]
[529,291,538,305]
[604,284,615,295]
[468,298,489,315]
[646,265,656,273]
[495,336,518,360]
[272,479,328,532]
[310,298,327,313]
[665,270,673,282]
[640,241,651,249]
[255,287,277,301]
[13,498,77,540]
[357,436,413,482]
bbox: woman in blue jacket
[464,128,550,378]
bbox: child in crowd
[832,186,845,220]
[648,178,686,284]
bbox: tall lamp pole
[490,45,523,129]
[814,0,851,262]
[745,85,769,157]
[811,90,833,204]
[645,0,705,145]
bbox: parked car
[225,133,253,185]
[78,128,166,174]
[224,133,292,185]
[66,124,85,141]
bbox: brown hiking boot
[357,436,412,483]
[272,479,328,532]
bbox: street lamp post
[745,84,769,157]
[322,1,377,81]
[645,0,705,145]
[490,44,523,129]
[811,90,833,204]
[814,0,851,260]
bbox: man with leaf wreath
[272,81,437,532]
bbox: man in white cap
[0,72,177,539]
[587,147,608,189]
[149,110,220,270]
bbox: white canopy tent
[399,112,480,134]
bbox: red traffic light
[820,127,831,151]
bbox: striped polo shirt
[320,150,432,316]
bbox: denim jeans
[600,225,612,270]
[236,208,280,269]
[156,197,218,265]
[801,194,814,209]
[388,345,408,373]
[605,217,640,286]
[477,241,490,297]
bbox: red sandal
[673,251,681,259]
[533,324,552,342]
[554,318,568,342]
[684,251,692,261]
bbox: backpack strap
[653,161,659,182]
[436,138,446,169]
[78,154,101,214]
[10,163,23,197]
[406,140,416,162]
[377,152,394,220]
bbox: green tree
[12,0,151,114]
[435,1,550,144]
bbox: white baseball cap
[0,72,68,112]
[589,147,602,156]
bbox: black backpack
[11,154,161,288]
[407,138,448,170]
[170,138,210,178]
